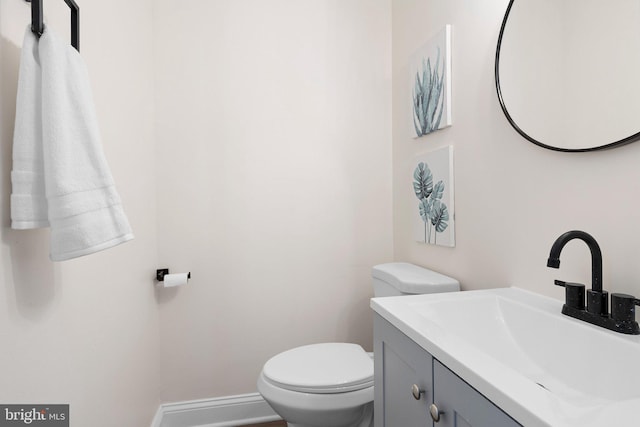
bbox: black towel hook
[25,0,80,52]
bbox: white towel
[11,28,48,229]
[11,26,134,261]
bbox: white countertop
[371,287,640,427]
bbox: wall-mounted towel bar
[26,0,80,52]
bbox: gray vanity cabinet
[374,314,520,427]
[373,315,433,427]
[433,360,519,427]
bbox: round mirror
[495,0,640,152]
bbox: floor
[239,422,286,427]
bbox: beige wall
[393,0,640,301]
[0,0,392,419]
[0,1,160,426]
[153,0,392,402]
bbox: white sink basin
[371,287,640,427]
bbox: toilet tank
[372,262,460,297]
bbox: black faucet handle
[555,280,585,310]
[611,293,640,322]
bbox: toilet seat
[262,343,374,394]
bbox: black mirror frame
[495,0,640,152]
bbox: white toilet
[257,262,460,427]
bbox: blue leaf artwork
[413,50,444,136]
[412,146,454,246]
[409,25,452,138]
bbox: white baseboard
[151,392,281,427]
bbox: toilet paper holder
[156,268,191,282]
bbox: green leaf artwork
[430,200,449,244]
[413,163,449,244]
[432,180,444,200]
[409,25,451,139]
[413,48,444,137]
[413,162,433,201]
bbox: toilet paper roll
[161,273,190,288]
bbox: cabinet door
[432,360,521,427]
[374,315,433,427]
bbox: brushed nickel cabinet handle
[411,384,423,400]
[430,403,443,422]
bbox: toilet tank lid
[372,262,460,294]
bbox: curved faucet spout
[547,230,640,333]
[547,230,602,292]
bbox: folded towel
[11,28,48,229]
[11,26,134,261]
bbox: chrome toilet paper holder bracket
[156,268,191,282]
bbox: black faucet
[547,230,640,335]
[547,230,606,315]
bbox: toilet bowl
[257,263,460,427]
[257,343,373,427]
